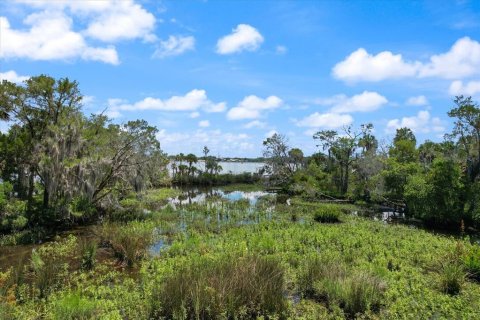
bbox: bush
[151,254,287,319]
[313,205,342,223]
[80,240,97,271]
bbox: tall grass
[151,254,287,319]
[98,221,156,267]
[50,291,98,320]
[464,245,480,282]
[313,204,342,223]
[438,261,466,295]
[299,258,386,317]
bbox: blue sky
[1,0,480,157]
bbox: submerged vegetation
[1,76,480,318]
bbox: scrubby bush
[151,254,287,319]
[313,205,342,223]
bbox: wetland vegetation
[1,76,480,319]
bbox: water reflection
[168,187,272,207]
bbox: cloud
[316,91,388,113]
[190,112,200,118]
[333,48,419,82]
[227,95,283,120]
[1,0,160,64]
[198,120,210,128]
[418,37,480,79]
[265,130,278,138]
[83,0,156,42]
[406,95,429,106]
[156,129,252,155]
[296,112,353,129]
[0,13,119,64]
[216,24,264,54]
[449,80,480,96]
[243,120,267,129]
[108,89,226,117]
[386,110,445,134]
[0,70,29,83]
[153,35,195,58]
[333,37,480,82]
[276,45,287,54]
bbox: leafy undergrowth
[1,200,480,319]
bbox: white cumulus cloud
[0,12,119,64]
[406,95,429,106]
[449,80,480,96]
[83,0,156,42]
[0,70,29,83]
[227,95,282,120]
[216,24,264,54]
[296,112,353,129]
[198,120,210,128]
[333,48,419,82]
[153,35,195,58]
[243,120,267,129]
[316,91,388,113]
[419,37,480,79]
[333,37,480,82]
[108,90,226,117]
[386,110,444,134]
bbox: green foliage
[313,205,342,223]
[30,235,77,298]
[79,240,97,271]
[405,158,464,226]
[50,291,98,320]
[464,245,480,281]
[150,254,286,319]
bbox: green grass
[313,204,343,223]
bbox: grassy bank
[1,197,480,319]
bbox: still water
[169,161,265,175]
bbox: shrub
[438,261,465,295]
[80,240,97,271]
[313,205,342,223]
[151,254,287,319]
[50,292,98,320]
[464,245,480,281]
[98,221,156,267]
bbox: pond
[167,187,272,206]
